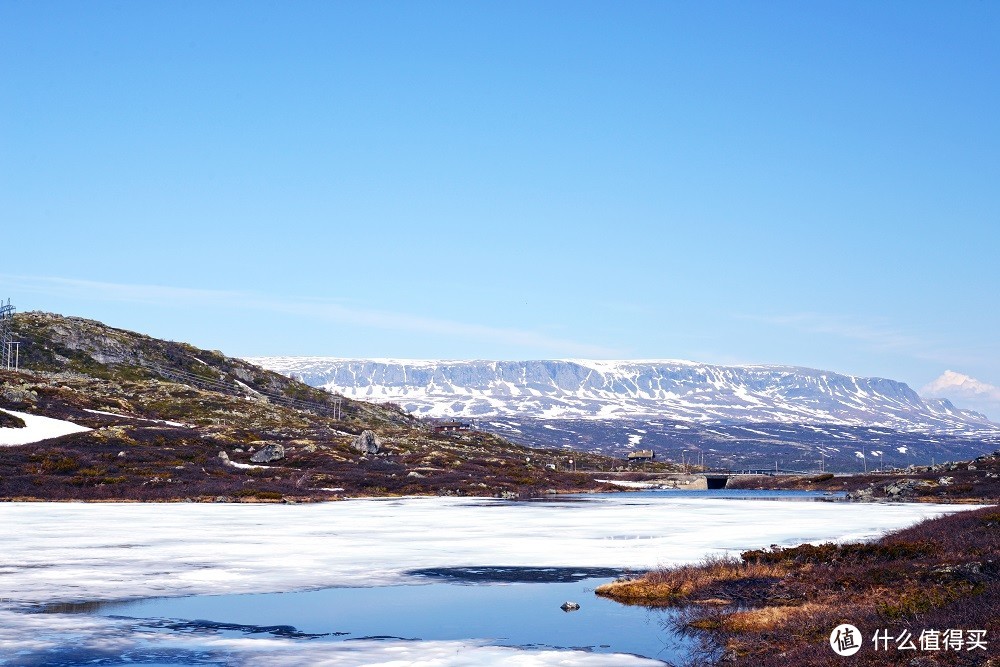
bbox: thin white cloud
[922,370,1000,400]
[749,312,923,351]
[1,274,620,357]
[4,275,244,305]
[921,370,1000,421]
[744,312,980,367]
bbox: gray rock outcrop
[250,443,286,463]
[882,478,934,498]
[1,385,37,404]
[352,430,381,455]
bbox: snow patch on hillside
[0,409,90,447]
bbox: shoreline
[596,503,1000,665]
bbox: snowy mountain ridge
[248,358,999,436]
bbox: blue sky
[2,2,998,411]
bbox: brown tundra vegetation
[598,505,1000,666]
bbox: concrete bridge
[599,469,808,490]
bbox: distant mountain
[922,371,1000,423]
[248,358,998,436]
[248,358,1000,471]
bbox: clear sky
[2,2,998,412]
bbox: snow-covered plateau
[248,358,999,436]
[0,496,973,666]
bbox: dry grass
[595,554,787,605]
[722,602,827,633]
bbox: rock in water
[250,443,285,463]
[352,430,381,455]
[560,601,581,612]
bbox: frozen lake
[0,492,976,666]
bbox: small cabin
[627,449,655,462]
[432,420,471,433]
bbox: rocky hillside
[0,313,641,501]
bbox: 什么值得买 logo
[830,624,862,656]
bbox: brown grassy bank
[597,506,1000,666]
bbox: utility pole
[0,299,16,371]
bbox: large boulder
[352,430,382,455]
[250,443,286,463]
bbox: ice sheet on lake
[0,495,971,605]
[0,409,90,446]
[0,496,979,666]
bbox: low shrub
[596,555,787,605]
[0,409,26,428]
[233,489,283,500]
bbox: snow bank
[595,478,661,488]
[83,408,192,428]
[0,409,90,446]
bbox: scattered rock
[117,451,126,458]
[352,430,382,455]
[214,496,232,503]
[560,601,581,612]
[883,479,935,498]
[0,385,37,404]
[938,476,954,486]
[407,471,425,478]
[217,451,230,462]
[250,444,285,463]
[847,486,875,501]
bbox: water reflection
[68,578,692,663]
